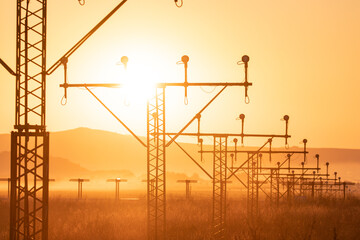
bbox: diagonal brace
[46,0,128,75]
[85,86,147,148]
[228,138,272,179]
[0,58,17,76]
[170,136,212,179]
[166,86,227,147]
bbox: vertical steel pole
[185,181,190,200]
[78,180,81,199]
[116,180,119,200]
[276,163,280,206]
[270,169,273,205]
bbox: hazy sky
[0,0,359,149]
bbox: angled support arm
[46,0,128,75]
[228,138,272,179]
[169,136,212,179]
[165,86,227,147]
[85,86,147,148]
[0,58,16,76]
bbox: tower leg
[11,132,49,240]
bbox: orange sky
[0,0,359,149]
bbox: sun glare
[102,51,170,106]
[121,63,158,104]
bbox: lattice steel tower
[212,137,227,240]
[247,153,259,218]
[10,1,49,240]
[147,87,166,240]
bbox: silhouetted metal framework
[61,53,251,240]
[107,178,127,200]
[316,172,349,199]
[224,116,290,218]
[169,114,291,235]
[147,87,166,240]
[10,1,49,240]
[227,138,331,218]
[269,168,280,206]
[177,180,197,200]
[4,1,133,239]
[247,153,259,217]
[212,137,227,240]
[69,178,90,199]
[239,149,356,207]
[337,182,355,200]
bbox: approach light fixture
[242,55,250,63]
[121,56,128,69]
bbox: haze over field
[0,128,359,189]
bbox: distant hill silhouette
[0,128,359,184]
[0,151,90,180]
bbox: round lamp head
[121,56,128,65]
[242,55,250,63]
[181,55,189,64]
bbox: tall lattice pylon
[212,136,227,240]
[147,87,166,240]
[247,153,259,218]
[11,1,49,240]
[270,168,280,207]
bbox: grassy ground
[0,193,359,240]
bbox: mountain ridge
[0,127,359,183]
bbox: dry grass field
[0,192,359,240]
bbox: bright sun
[120,63,158,104]
[95,56,161,108]
[86,48,178,118]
